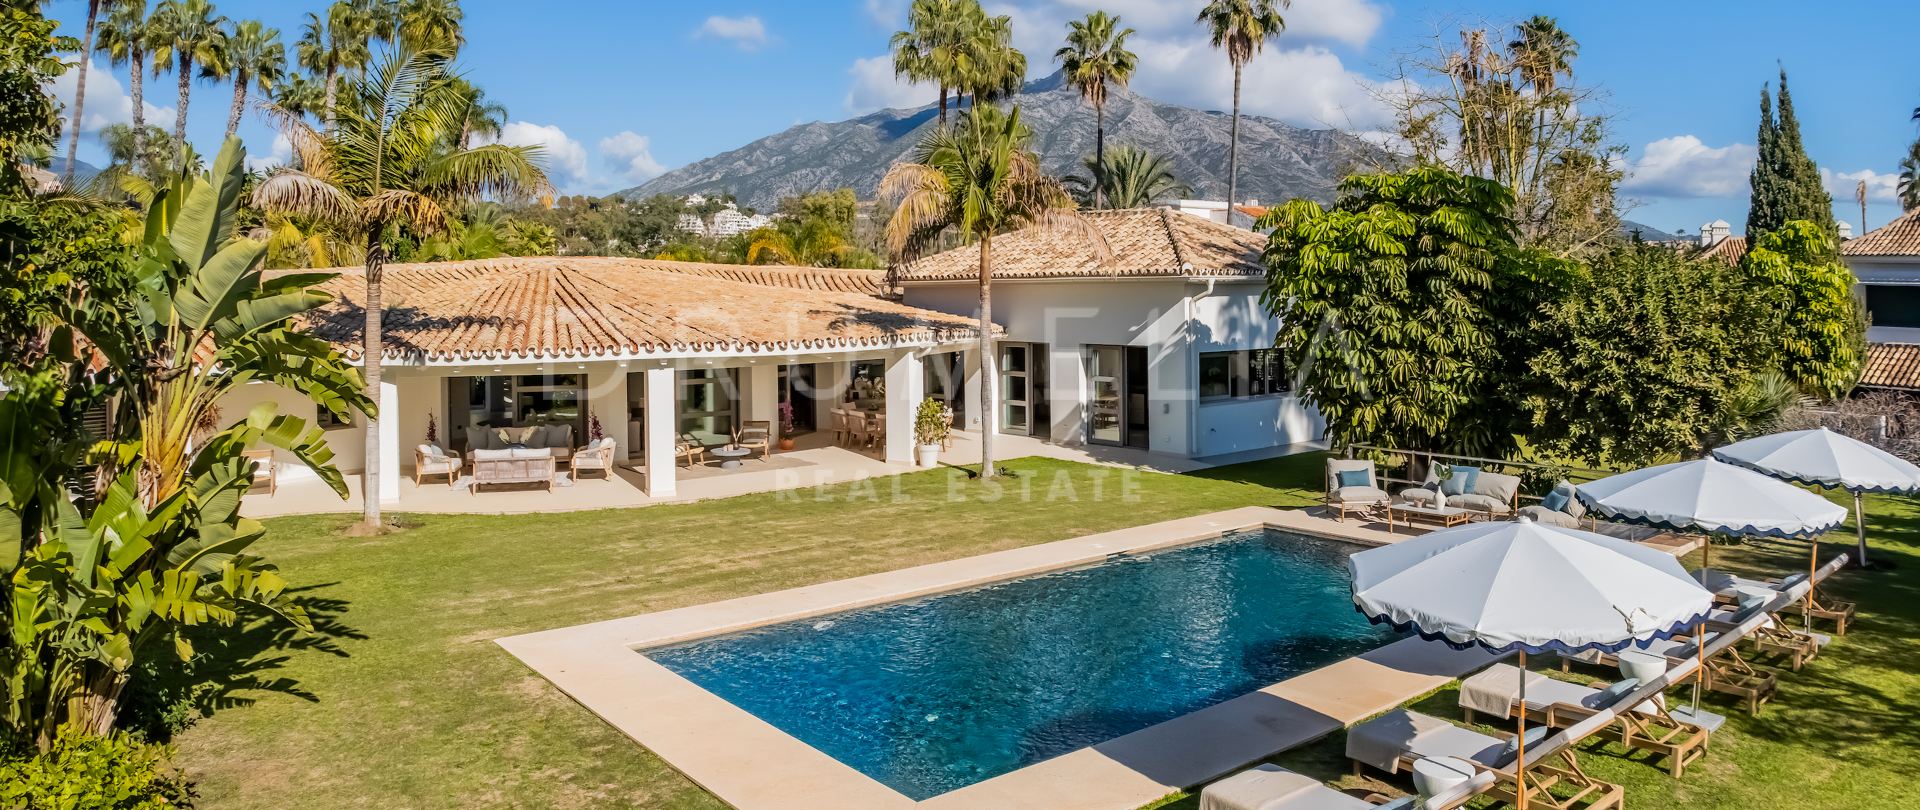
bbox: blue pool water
[643,529,1398,799]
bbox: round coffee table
[711,446,752,469]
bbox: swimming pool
[643,528,1399,800]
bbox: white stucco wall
[219,380,366,482]
[903,277,1321,457]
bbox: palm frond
[364,189,448,235]
[253,170,360,226]
[254,101,332,176]
[422,143,554,204]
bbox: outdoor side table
[1387,503,1472,533]
[711,446,752,469]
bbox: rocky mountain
[620,70,1375,211]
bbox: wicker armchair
[572,439,616,480]
[737,420,773,459]
[676,441,707,468]
[244,449,278,496]
[413,445,461,488]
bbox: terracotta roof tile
[275,256,988,362]
[1842,209,1920,257]
[1701,236,1748,266]
[895,207,1269,282]
[1859,342,1920,390]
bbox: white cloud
[1621,136,1756,198]
[865,0,907,26]
[1822,167,1901,203]
[478,121,590,187]
[696,15,769,49]
[844,55,941,115]
[599,131,665,184]
[246,133,293,172]
[1127,37,1391,130]
[46,57,176,135]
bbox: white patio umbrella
[1349,518,1715,809]
[1713,427,1920,567]
[1575,456,1848,630]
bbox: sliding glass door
[998,343,1047,436]
[1087,346,1123,444]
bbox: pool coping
[496,508,1507,810]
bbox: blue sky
[45,0,1920,236]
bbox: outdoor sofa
[1396,465,1523,520]
[470,448,557,494]
[467,423,576,465]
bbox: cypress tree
[1747,69,1838,247]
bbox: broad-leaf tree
[252,45,552,528]
[1055,11,1136,210]
[1196,0,1285,223]
[4,138,375,741]
[883,105,1107,478]
[1742,220,1864,400]
[1257,164,1568,458]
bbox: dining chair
[867,413,885,449]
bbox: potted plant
[914,399,950,467]
[778,401,796,451]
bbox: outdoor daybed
[1459,663,1710,778]
[1348,709,1624,810]
[1199,763,1424,810]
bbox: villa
[226,206,1322,511]
[1843,208,1920,391]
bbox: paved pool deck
[497,507,1639,810]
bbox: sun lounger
[1458,663,1708,778]
[1697,568,1852,635]
[1348,709,1624,810]
[1704,595,1827,671]
[1200,764,1418,810]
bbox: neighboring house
[1176,199,1266,228]
[705,204,775,237]
[19,163,59,193]
[1842,208,1920,390]
[221,257,992,503]
[896,207,1322,460]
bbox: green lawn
[163,452,1920,810]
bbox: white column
[379,380,400,503]
[745,362,778,435]
[884,350,924,463]
[644,366,677,497]
[586,364,628,458]
[960,348,984,432]
[1050,345,1086,446]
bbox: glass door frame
[1085,345,1125,446]
[998,342,1031,436]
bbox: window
[1200,349,1291,400]
[1866,285,1920,329]
[317,403,353,429]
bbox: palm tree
[297,1,374,134]
[890,0,971,127]
[151,0,226,167]
[1063,144,1190,209]
[882,105,1107,478]
[95,0,155,176]
[954,10,1024,110]
[216,20,285,139]
[273,73,327,122]
[253,46,552,528]
[747,217,855,267]
[1195,0,1286,225]
[1506,15,1577,99]
[62,0,104,184]
[447,76,505,149]
[1055,11,1135,210]
[397,0,463,53]
[1899,138,1920,212]
[97,121,175,176]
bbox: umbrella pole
[1517,649,1529,810]
[1806,536,1819,631]
[1701,534,1711,570]
[1692,617,1704,717]
[1855,491,1869,568]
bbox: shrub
[0,731,196,809]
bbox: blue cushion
[1540,489,1570,512]
[1337,468,1371,488]
[1494,725,1553,768]
[1780,572,1808,588]
[1731,595,1767,624]
[1593,678,1640,710]
[1440,465,1481,496]
[1374,798,1416,810]
[1670,632,1719,660]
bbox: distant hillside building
[706,204,774,237]
[676,213,706,237]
